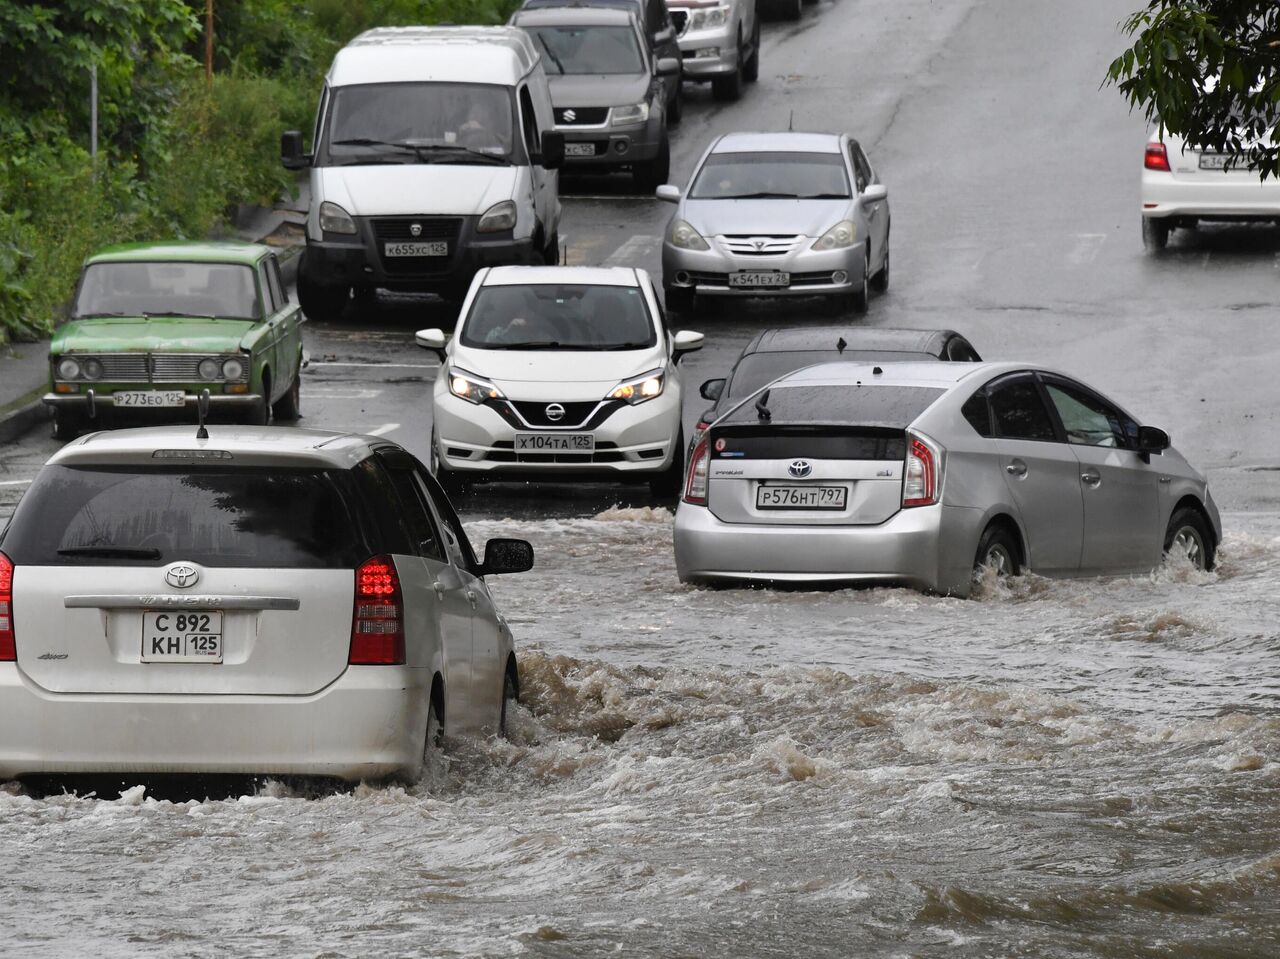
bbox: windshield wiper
[537,34,567,75]
[142,311,220,319]
[57,546,163,559]
[413,144,511,165]
[488,340,564,350]
[75,311,136,318]
[799,193,851,199]
[603,342,649,350]
[717,192,801,200]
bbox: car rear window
[728,351,936,399]
[0,466,365,569]
[722,384,945,428]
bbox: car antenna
[836,336,847,354]
[196,389,210,440]
[872,365,883,375]
[788,111,794,133]
[755,388,772,421]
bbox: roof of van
[329,27,542,87]
[512,6,638,27]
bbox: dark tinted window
[267,257,286,309]
[723,384,945,428]
[711,426,905,461]
[946,338,981,362]
[0,466,363,568]
[416,468,479,571]
[961,390,993,437]
[350,457,414,556]
[380,460,445,561]
[989,378,1057,442]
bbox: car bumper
[558,123,665,169]
[1141,171,1280,220]
[43,390,262,414]
[434,388,681,479]
[0,663,432,781]
[677,23,740,78]
[663,240,867,298]
[673,501,981,595]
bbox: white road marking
[563,195,653,201]
[1067,233,1107,265]
[304,386,384,399]
[368,423,400,436]
[602,234,661,267]
[308,361,436,369]
[0,479,32,487]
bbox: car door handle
[433,582,446,600]
[465,589,478,609]
[1080,471,1101,487]
[1005,460,1027,477]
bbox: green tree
[1107,1,1280,179]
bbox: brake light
[0,551,14,661]
[350,555,405,665]
[1144,142,1170,172]
[903,436,938,508]
[684,437,709,505]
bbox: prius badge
[788,460,812,478]
[164,563,200,589]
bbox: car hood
[549,74,652,110]
[451,345,663,393]
[52,316,257,354]
[317,164,519,217]
[681,198,853,238]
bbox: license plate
[730,271,790,288]
[114,390,185,408]
[141,610,223,663]
[565,143,597,157]
[756,485,847,510]
[384,241,448,257]
[1198,153,1234,170]
[515,432,595,452]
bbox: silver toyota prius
[674,361,1221,596]
[657,131,890,315]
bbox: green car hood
[51,316,258,354]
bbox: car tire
[712,40,745,101]
[870,242,890,293]
[51,409,81,441]
[499,662,519,739]
[296,253,350,324]
[669,87,684,126]
[271,373,301,421]
[665,286,696,315]
[543,230,561,266]
[247,373,271,426]
[420,693,445,782]
[743,18,761,82]
[776,0,802,21]
[431,429,469,500]
[1163,506,1215,571]
[851,257,870,313]
[973,523,1022,582]
[633,135,671,193]
[649,429,686,502]
[1142,216,1170,252]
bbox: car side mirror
[656,57,681,76]
[860,183,888,204]
[700,377,725,401]
[672,330,704,363]
[281,130,310,170]
[415,328,447,361]
[655,184,681,203]
[479,538,534,575]
[1137,425,1170,455]
[538,130,565,170]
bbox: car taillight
[350,555,405,665]
[903,436,938,508]
[1144,142,1170,172]
[684,437,709,505]
[0,551,14,661]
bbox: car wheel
[669,87,684,126]
[777,0,802,21]
[543,230,561,266]
[1141,216,1170,252]
[51,408,80,441]
[431,429,469,500]
[419,692,445,782]
[271,373,301,421]
[1163,506,1215,571]
[870,243,890,293]
[665,286,695,315]
[247,373,271,426]
[712,37,745,101]
[296,253,350,324]
[743,17,761,82]
[973,523,1022,583]
[499,663,519,739]
[649,429,686,502]
[633,135,671,193]
[851,257,870,313]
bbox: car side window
[518,85,539,159]
[414,464,480,571]
[350,457,415,556]
[267,256,288,308]
[379,459,446,562]
[855,144,875,185]
[257,263,276,318]
[848,145,867,193]
[988,376,1058,442]
[1045,381,1133,449]
[961,389,993,437]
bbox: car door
[986,373,1084,574]
[519,82,557,252]
[1040,375,1163,573]
[850,142,886,270]
[256,259,282,404]
[267,254,302,389]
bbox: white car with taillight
[0,427,533,783]
[416,265,703,498]
[674,361,1220,596]
[1141,127,1280,250]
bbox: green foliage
[1106,1,1280,179]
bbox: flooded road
[3,510,1277,958]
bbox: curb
[0,386,48,446]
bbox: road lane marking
[304,386,384,399]
[308,361,436,369]
[368,423,400,436]
[0,480,32,487]
[602,234,661,267]
[1067,233,1107,265]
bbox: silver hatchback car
[657,131,890,315]
[674,362,1220,596]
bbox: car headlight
[608,370,664,404]
[319,201,357,235]
[222,357,245,381]
[669,219,709,251]
[811,220,856,251]
[477,200,516,234]
[56,357,81,380]
[690,4,731,29]
[198,357,222,381]
[611,103,650,127]
[81,358,103,381]
[448,368,504,405]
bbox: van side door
[520,80,560,253]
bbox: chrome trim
[64,595,301,611]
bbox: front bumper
[558,119,665,170]
[663,238,867,298]
[0,663,432,781]
[1141,170,1280,220]
[43,389,262,416]
[434,387,681,480]
[676,21,740,78]
[673,501,982,596]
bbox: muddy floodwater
[2,509,1278,958]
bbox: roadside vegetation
[0,0,520,345]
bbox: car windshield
[321,82,517,165]
[74,262,260,320]
[728,351,937,398]
[526,25,645,75]
[460,284,656,350]
[0,466,365,569]
[689,152,851,199]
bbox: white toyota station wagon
[0,426,533,783]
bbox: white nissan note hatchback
[0,426,533,783]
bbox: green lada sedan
[43,241,305,438]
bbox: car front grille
[371,216,463,275]
[93,353,150,381]
[509,400,601,428]
[62,353,249,384]
[719,235,805,256]
[555,107,609,126]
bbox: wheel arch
[978,509,1027,568]
[1170,494,1218,547]
[430,671,446,729]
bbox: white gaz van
[282,27,566,322]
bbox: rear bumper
[1141,170,1280,220]
[673,501,981,595]
[0,664,431,782]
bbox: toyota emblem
[545,403,566,422]
[753,239,766,251]
[409,223,422,237]
[164,563,200,589]
[563,109,577,123]
[788,460,812,478]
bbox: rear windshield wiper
[57,546,163,559]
